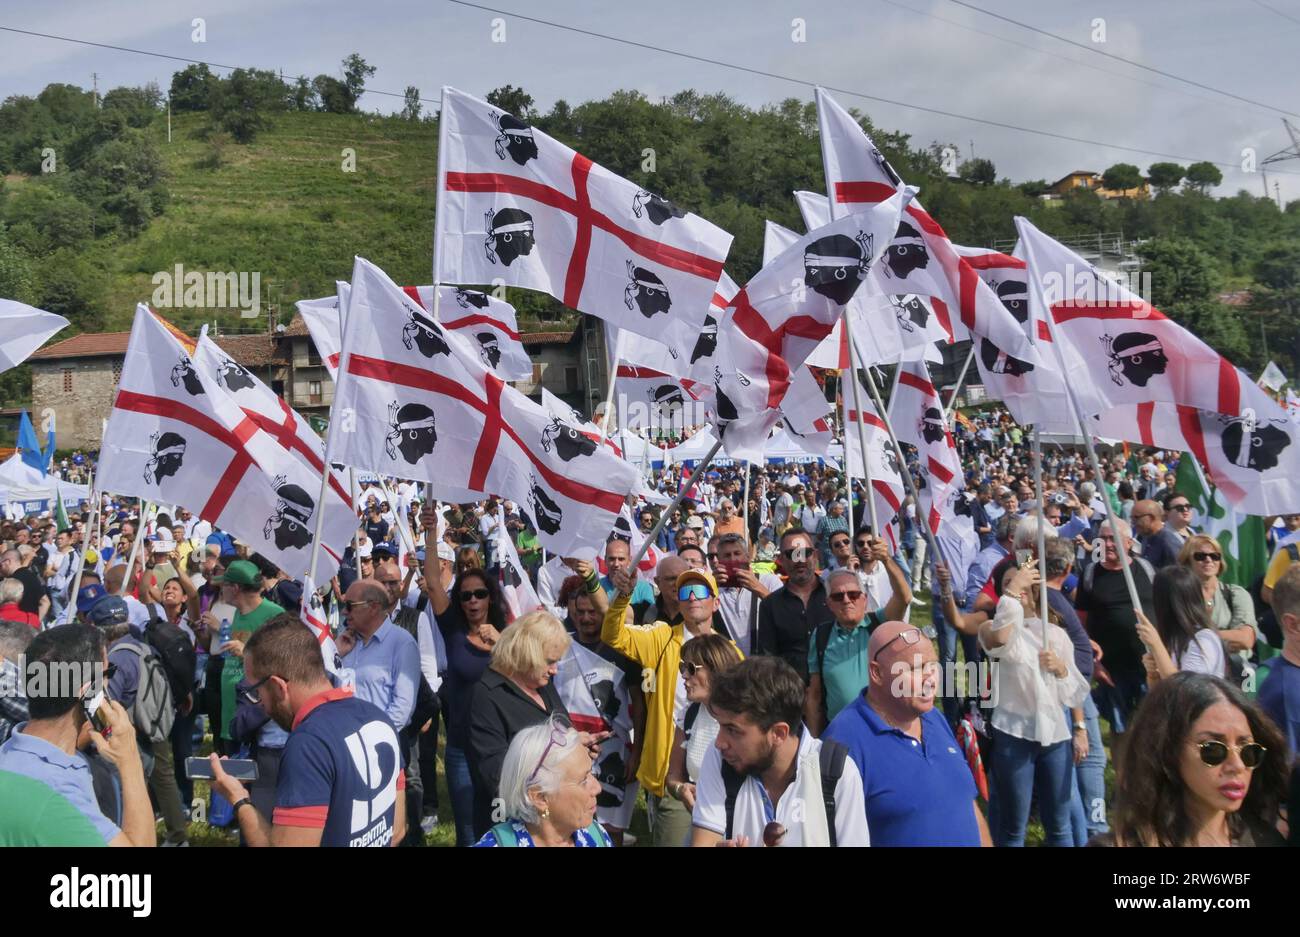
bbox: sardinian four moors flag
[841,371,905,552]
[300,573,342,676]
[436,87,733,349]
[703,192,907,461]
[331,257,640,557]
[889,357,978,582]
[1,299,68,372]
[189,333,360,559]
[958,243,1074,433]
[1017,216,1299,498]
[496,503,542,622]
[98,306,346,577]
[297,282,532,383]
[815,87,1040,366]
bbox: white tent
[658,428,720,467]
[0,454,90,518]
[762,430,841,469]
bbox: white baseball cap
[436,543,456,562]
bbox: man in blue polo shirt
[335,579,421,733]
[210,614,406,846]
[823,619,991,846]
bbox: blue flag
[17,410,44,475]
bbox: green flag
[54,486,69,531]
[1176,453,1268,588]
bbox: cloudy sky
[3,0,1299,202]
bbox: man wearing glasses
[712,533,781,656]
[1131,499,1183,570]
[756,530,831,683]
[335,580,421,736]
[823,620,992,846]
[821,532,911,619]
[804,562,913,736]
[1162,492,1197,543]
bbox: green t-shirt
[0,769,106,846]
[516,529,540,565]
[220,598,285,740]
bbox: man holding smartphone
[713,533,781,657]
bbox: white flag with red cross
[295,284,348,380]
[191,332,359,566]
[704,193,907,461]
[957,243,1073,433]
[300,574,342,676]
[330,257,640,557]
[1017,217,1287,439]
[436,87,733,348]
[816,88,1040,365]
[888,357,978,583]
[841,369,905,550]
[98,306,346,577]
[1091,403,1300,514]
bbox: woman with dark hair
[663,632,744,837]
[1104,672,1288,846]
[1116,480,1136,523]
[435,567,505,846]
[1135,565,1225,681]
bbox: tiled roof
[520,329,577,347]
[213,333,285,367]
[281,313,311,337]
[30,332,132,360]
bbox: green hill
[86,110,440,331]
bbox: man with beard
[690,656,869,847]
[756,530,831,684]
[209,614,407,846]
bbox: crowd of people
[0,405,1297,848]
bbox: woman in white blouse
[1136,565,1226,682]
[980,561,1091,847]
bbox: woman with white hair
[474,715,610,847]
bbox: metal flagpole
[845,318,880,535]
[630,439,723,569]
[944,344,976,421]
[1032,426,1049,645]
[350,469,361,575]
[741,459,751,545]
[425,85,451,509]
[598,326,623,439]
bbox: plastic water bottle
[218,618,232,659]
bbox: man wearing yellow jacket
[603,561,739,847]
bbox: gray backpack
[115,641,175,744]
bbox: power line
[0,24,439,104]
[945,0,1300,119]
[874,0,1281,121]
[1249,0,1300,27]
[440,0,1300,176]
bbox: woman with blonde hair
[468,610,583,838]
[1178,533,1258,666]
[475,715,610,847]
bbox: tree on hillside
[1102,162,1143,193]
[401,86,421,121]
[1185,161,1223,194]
[1139,236,1249,363]
[1147,162,1185,194]
[170,64,218,112]
[1017,179,1050,197]
[1251,243,1300,375]
[958,157,996,186]
[102,84,163,128]
[210,68,284,143]
[342,54,376,111]
[290,76,319,112]
[487,85,534,119]
[313,75,351,114]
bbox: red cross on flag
[708,192,907,461]
[295,284,347,379]
[1092,403,1300,514]
[888,357,979,583]
[330,257,640,557]
[816,88,1040,366]
[300,573,342,677]
[98,306,346,577]
[957,244,1073,433]
[841,372,905,539]
[436,87,733,347]
[191,332,359,564]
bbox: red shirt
[0,603,39,629]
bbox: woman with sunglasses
[1178,535,1258,663]
[979,561,1091,846]
[475,715,609,847]
[436,569,505,846]
[663,634,743,833]
[1135,565,1228,683]
[1104,672,1288,846]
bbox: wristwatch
[1072,722,1087,733]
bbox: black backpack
[721,739,849,845]
[144,604,198,706]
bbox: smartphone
[722,561,745,584]
[186,757,260,781]
[82,689,111,737]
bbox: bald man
[1131,499,1182,569]
[643,555,690,625]
[823,620,991,846]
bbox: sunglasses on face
[679,660,707,678]
[343,600,375,612]
[781,546,811,560]
[678,583,714,602]
[872,627,923,662]
[1195,740,1265,769]
[1192,551,1222,563]
[1170,503,1191,512]
[829,590,863,603]
[459,588,490,602]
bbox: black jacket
[467,667,568,837]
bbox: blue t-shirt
[601,576,654,608]
[1258,657,1300,756]
[273,689,404,847]
[823,694,980,847]
[0,725,120,844]
[473,818,611,847]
